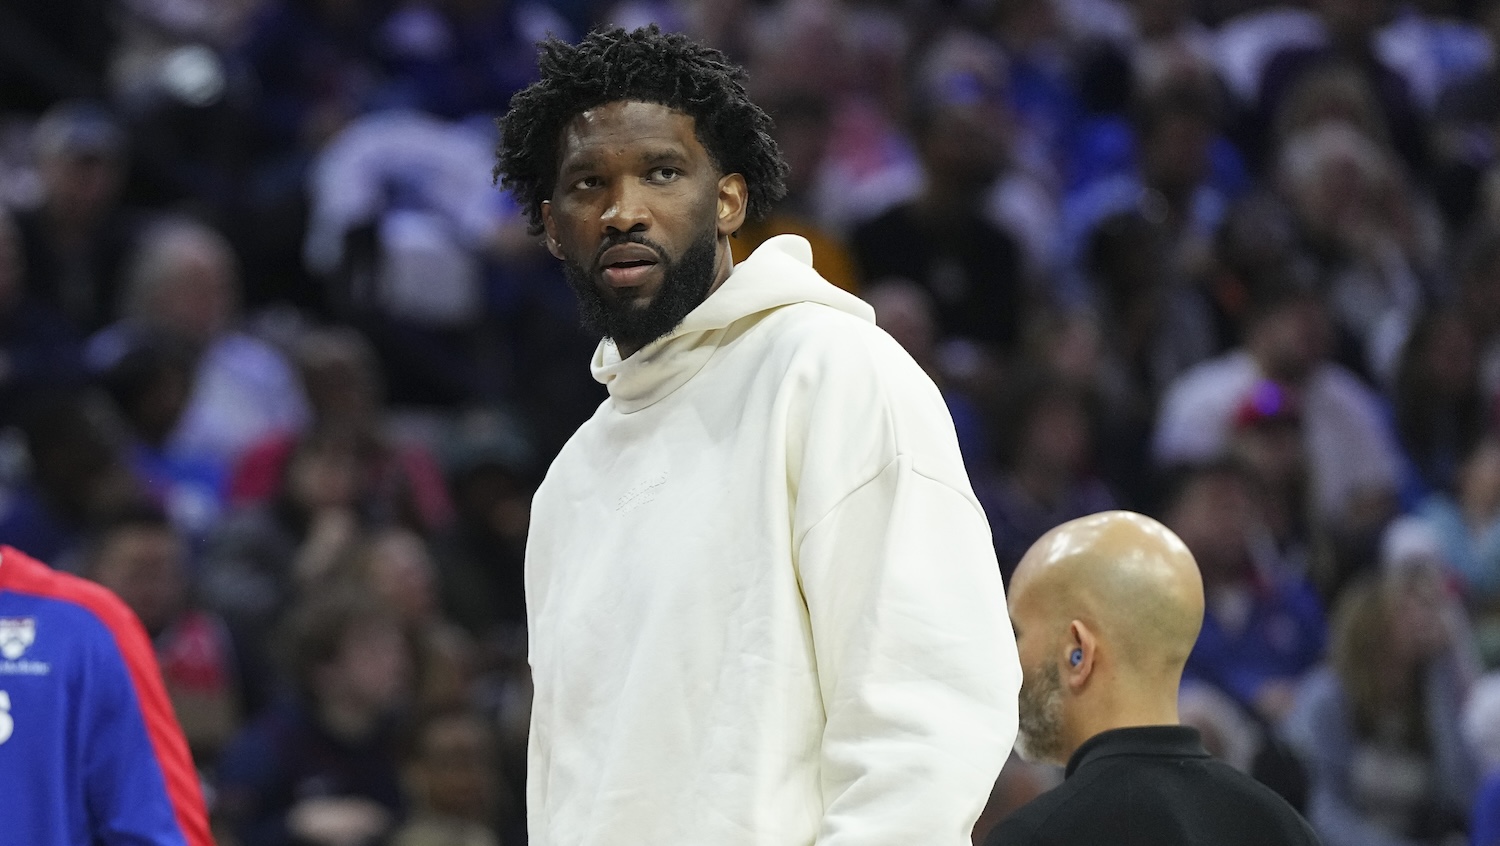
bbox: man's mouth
[598,244,663,288]
[601,259,659,288]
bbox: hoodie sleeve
[788,328,1020,846]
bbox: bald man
[983,511,1320,846]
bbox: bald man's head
[1009,511,1205,764]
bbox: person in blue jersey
[0,544,212,845]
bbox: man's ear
[717,173,748,237]
[1065,620,1098,691]
[540,201,563,260]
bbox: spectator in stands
[216,586,411,846]
[0,205,85,429]
[374,0,570,121]
[1064,79,1242,309]
[1077,209,1219,503]
[1256,0,1427,171]
[1164,460,1326,722]
[105,216,310,470]
[230,326,451,534]
[1271,63,1394,161]
[1418,435,1500,656]
[0,391,142,566]
[851,31,1028,356]
[1228,379,1317,581]
[391,708,508,846]
[864,279,992,469]
[429,408,535,645]
[1285,570,1477,846]
[1431,0,1500,227]
[335,528,474,712]
[984,368,1117,579]
[237,0,388,166]
[1458,228,1500,401]
[1123,0,1218,89]
[1373,0,1493,114]
[92,328,227,543]
[234,0,392,306]
[1154,285,1402,578]
[12,101,147,332]
[1465,673,1500,846]
[1390,309,1485,496]
[83,504,240,766]
[1378,514,1484,681]
[1275,121,1446,382]
[729,89,859,292]
[199,431,370,712]
[1083,209,1219,415]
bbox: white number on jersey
[0,690,11,745]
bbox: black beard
[562,229,719,353]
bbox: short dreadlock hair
[494,25,789,236]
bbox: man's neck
[1067,690,1180,758]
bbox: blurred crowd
[6,0,1500,842]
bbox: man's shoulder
[0,547,148,681]
[760,299,887,350]
[1,547,132,629]
[1112,753,1321,844]
[990,754,1319,846]
[1195,757,1322,842]
[755,301,916,378]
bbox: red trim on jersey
[0,546,213,846]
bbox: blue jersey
[0,546,211,846]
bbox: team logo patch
[0,618,36,660]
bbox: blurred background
[5,0,1500,842]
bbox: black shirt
[850,203,1024,353]
[985,726,1321,846]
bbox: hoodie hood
[591,235,874,413]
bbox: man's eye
[650,167,680,182]
[573,176,601,190]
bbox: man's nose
[601,181,651,234]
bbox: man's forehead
[560,101,699,150]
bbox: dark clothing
[0,298,85,426]
[216,698,407,846]
[430,522,527,637]
[0,0,113,110]
[13,206,146,332]
[1255,47,1426,173]
[985,726,1321,846]
[850,203,1025,352]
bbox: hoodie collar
[590,235,874,413]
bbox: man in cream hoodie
[494,25,1021,845]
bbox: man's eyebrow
[557,154,601,179]
[638,148,689,166]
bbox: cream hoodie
[525,235,1020,846]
